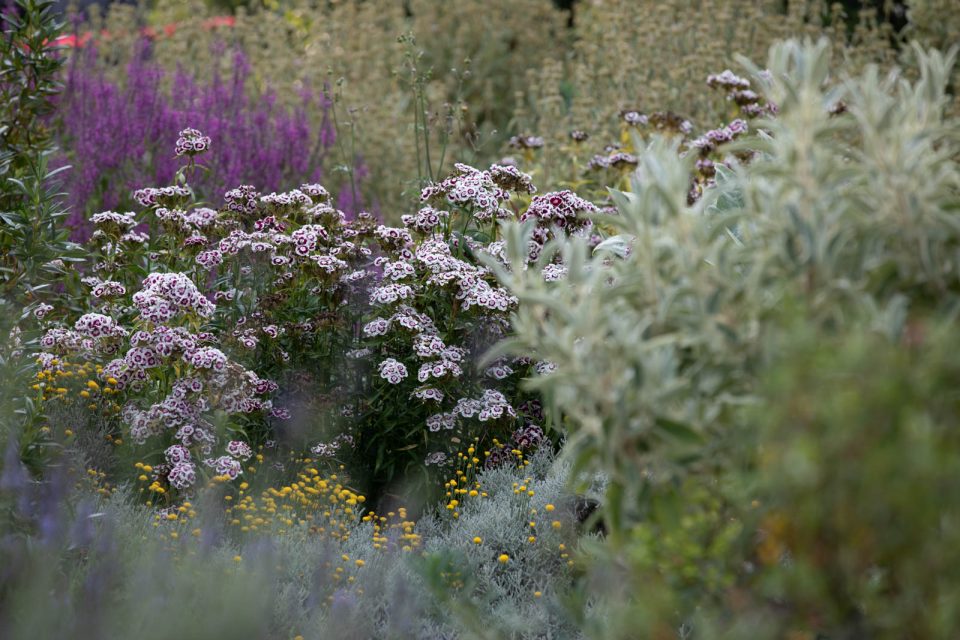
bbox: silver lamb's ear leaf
[714,163,736,184]
[593,235,632,258]
[607,187,638,217]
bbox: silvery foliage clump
[272,448,590,639]
[0,446,587,639]
[486,38,960,539]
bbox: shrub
[492,36,959,535]
[0,0,64,209]
[0,0,82,306]
[725,323,960,638]
[489,35,960,636]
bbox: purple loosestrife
[54,42,342,240]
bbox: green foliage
[0,0,79,470]
[906,0,960,106]
[734,323,960,639]
[0,0,64,206]
[0,155,81,304]
[0,0,79,305]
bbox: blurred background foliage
[49,0,960,225]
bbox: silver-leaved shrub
[488,37,960,636]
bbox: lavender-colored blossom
[55,44,339,240]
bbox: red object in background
[51,32,94,48]
[51,15,236,49]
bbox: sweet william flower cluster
[35,127,601,495]
[359,158,600,470]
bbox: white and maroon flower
[196,249,223,269]
[226,440,253,460]
[167,461,197,489]
[133,272,215,323]
[412,387,444,402]
[426,412,457,432]
[175,127,212,157]
[75,313,128,340]
[186,347,228,372]
[33,303,54,320]
[165,444,192,464]
[377,358,409,385]
[206,455,242,479]
[363,318,390,337]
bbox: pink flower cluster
[90,280,127,298]
[370,283,416,305]
[378,357,409,384]
[522,190,599,228]
[75,313,128,340]
[206,455,243,479]
[224,185,260,215]
[401,206,448,234]
[426,412,457,432]
[420,163,532,221]
[133,272,216,323]
[519,190,599,258]
[155,206,218,233]
[226,440,254,460]
[175,127,212,157]
[186,347,229,371]
[90,210,137,231]
[299,183,330,202]
[39,311,130,356]
[134,185,191,207]
[310,433,354,458]
[261,188,313,210]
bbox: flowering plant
[34,129,366,498]
[32,124,605,498]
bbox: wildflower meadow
[2,0,960,638]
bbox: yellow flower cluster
[218,465,362,537]
[145,454,424,564]
[441,437,518,520]
[361,507,421,552]
[32,358,121,415]
[84,467,117,498]
[151,501,199,539]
